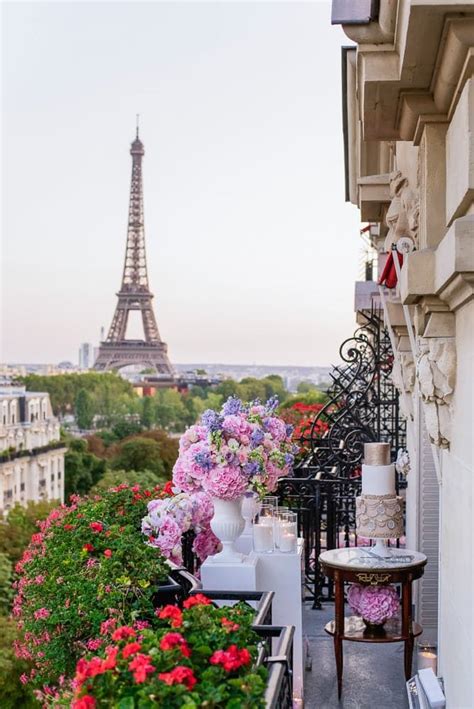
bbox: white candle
[253,523,274,552]
[417,650,437,673]
[275,520,291,547]
[279,532,297,553]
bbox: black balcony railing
[277,308,406,607]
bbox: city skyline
[2,2,361,368]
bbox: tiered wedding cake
[356,442,403,543]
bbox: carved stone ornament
[390,351,415,419]
[384,170,419,251]
[416,337,456,448]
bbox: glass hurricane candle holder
[252,506,274,553]
[278,512,297,553]
[262,496,278,511]
[274,507,289,548]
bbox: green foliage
[141,396,154,429]
[279,389,328,409]
[64,438,107,501]
[19,372,136,418]
[0,500,58,565]
[110,418,143,441]
[110,438,166,478]
[153,389,189,432]
[15,485,169,689]
[0,616,36,708]
[0,553,13,614]
[58,600,267,708]
[75,388,94,429]
[90,468,164,493]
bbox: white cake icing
[361,463,396,496]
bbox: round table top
[319,546,427,571]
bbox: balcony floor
[303,603,409,708]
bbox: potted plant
[170,397,297,562]
[56,594,269,708]
[13,484,192,692]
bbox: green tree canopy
[0,500,58,565]
[75,388,94,429]
[141,396,155,429]
[110,437,166,478]
[90,468,164,493]
[19,372,136,418]
[64,438,107,500]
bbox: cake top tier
[364,442,391,466]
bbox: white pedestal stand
[200,539,305,706]
[251,539,305,705]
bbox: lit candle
[417,648,437,673]
[253,523,274,552]
[279,532,297,553]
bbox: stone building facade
[335,2,474,706]
[0,386,65,512]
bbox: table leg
[402,574,414,680]
[334,570,344,698]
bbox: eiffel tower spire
[94,128,174,377]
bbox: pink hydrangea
[348,584,400,624]
[193,529,221,562]
[202,465,248,500]
[222,415,252,439]
[264,417,287,442]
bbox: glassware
[274,507,289,548]
[262,496,278,511]
[252,506,274,553]
[278,511,297,553]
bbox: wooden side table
[319,547,427,698]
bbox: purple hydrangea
[250,429,265,448]
[264,395,279,414]
[222,396,242,416]
[201,409,223,432]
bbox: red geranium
[159,632,191,658]
[111,626,136,641]
[89,522,103,533]
[183,593,212,609]
[72,696,95,709]
[128,653,155,683]
[210,645,251,672]
[158,666,197,690]
[122,641,142,659]
[221,617,240,632]
[157,605,183,628]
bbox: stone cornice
[357,173,391,220]
[400,215,474,312]
[352,9,474,141]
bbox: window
[20,483,25,492]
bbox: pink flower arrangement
[142,491,220,565]
[347,584,400,624]
[171,396,296,501]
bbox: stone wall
[336,3,474,705]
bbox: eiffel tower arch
[94,128,175,379]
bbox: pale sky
[2,1,361,367]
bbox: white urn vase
[241,491,260,534]
[210,496,245,563]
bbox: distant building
[78,343,94,370]
[0,385,66,513]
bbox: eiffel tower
[94,127,174,378]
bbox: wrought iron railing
[277,308,406,607]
